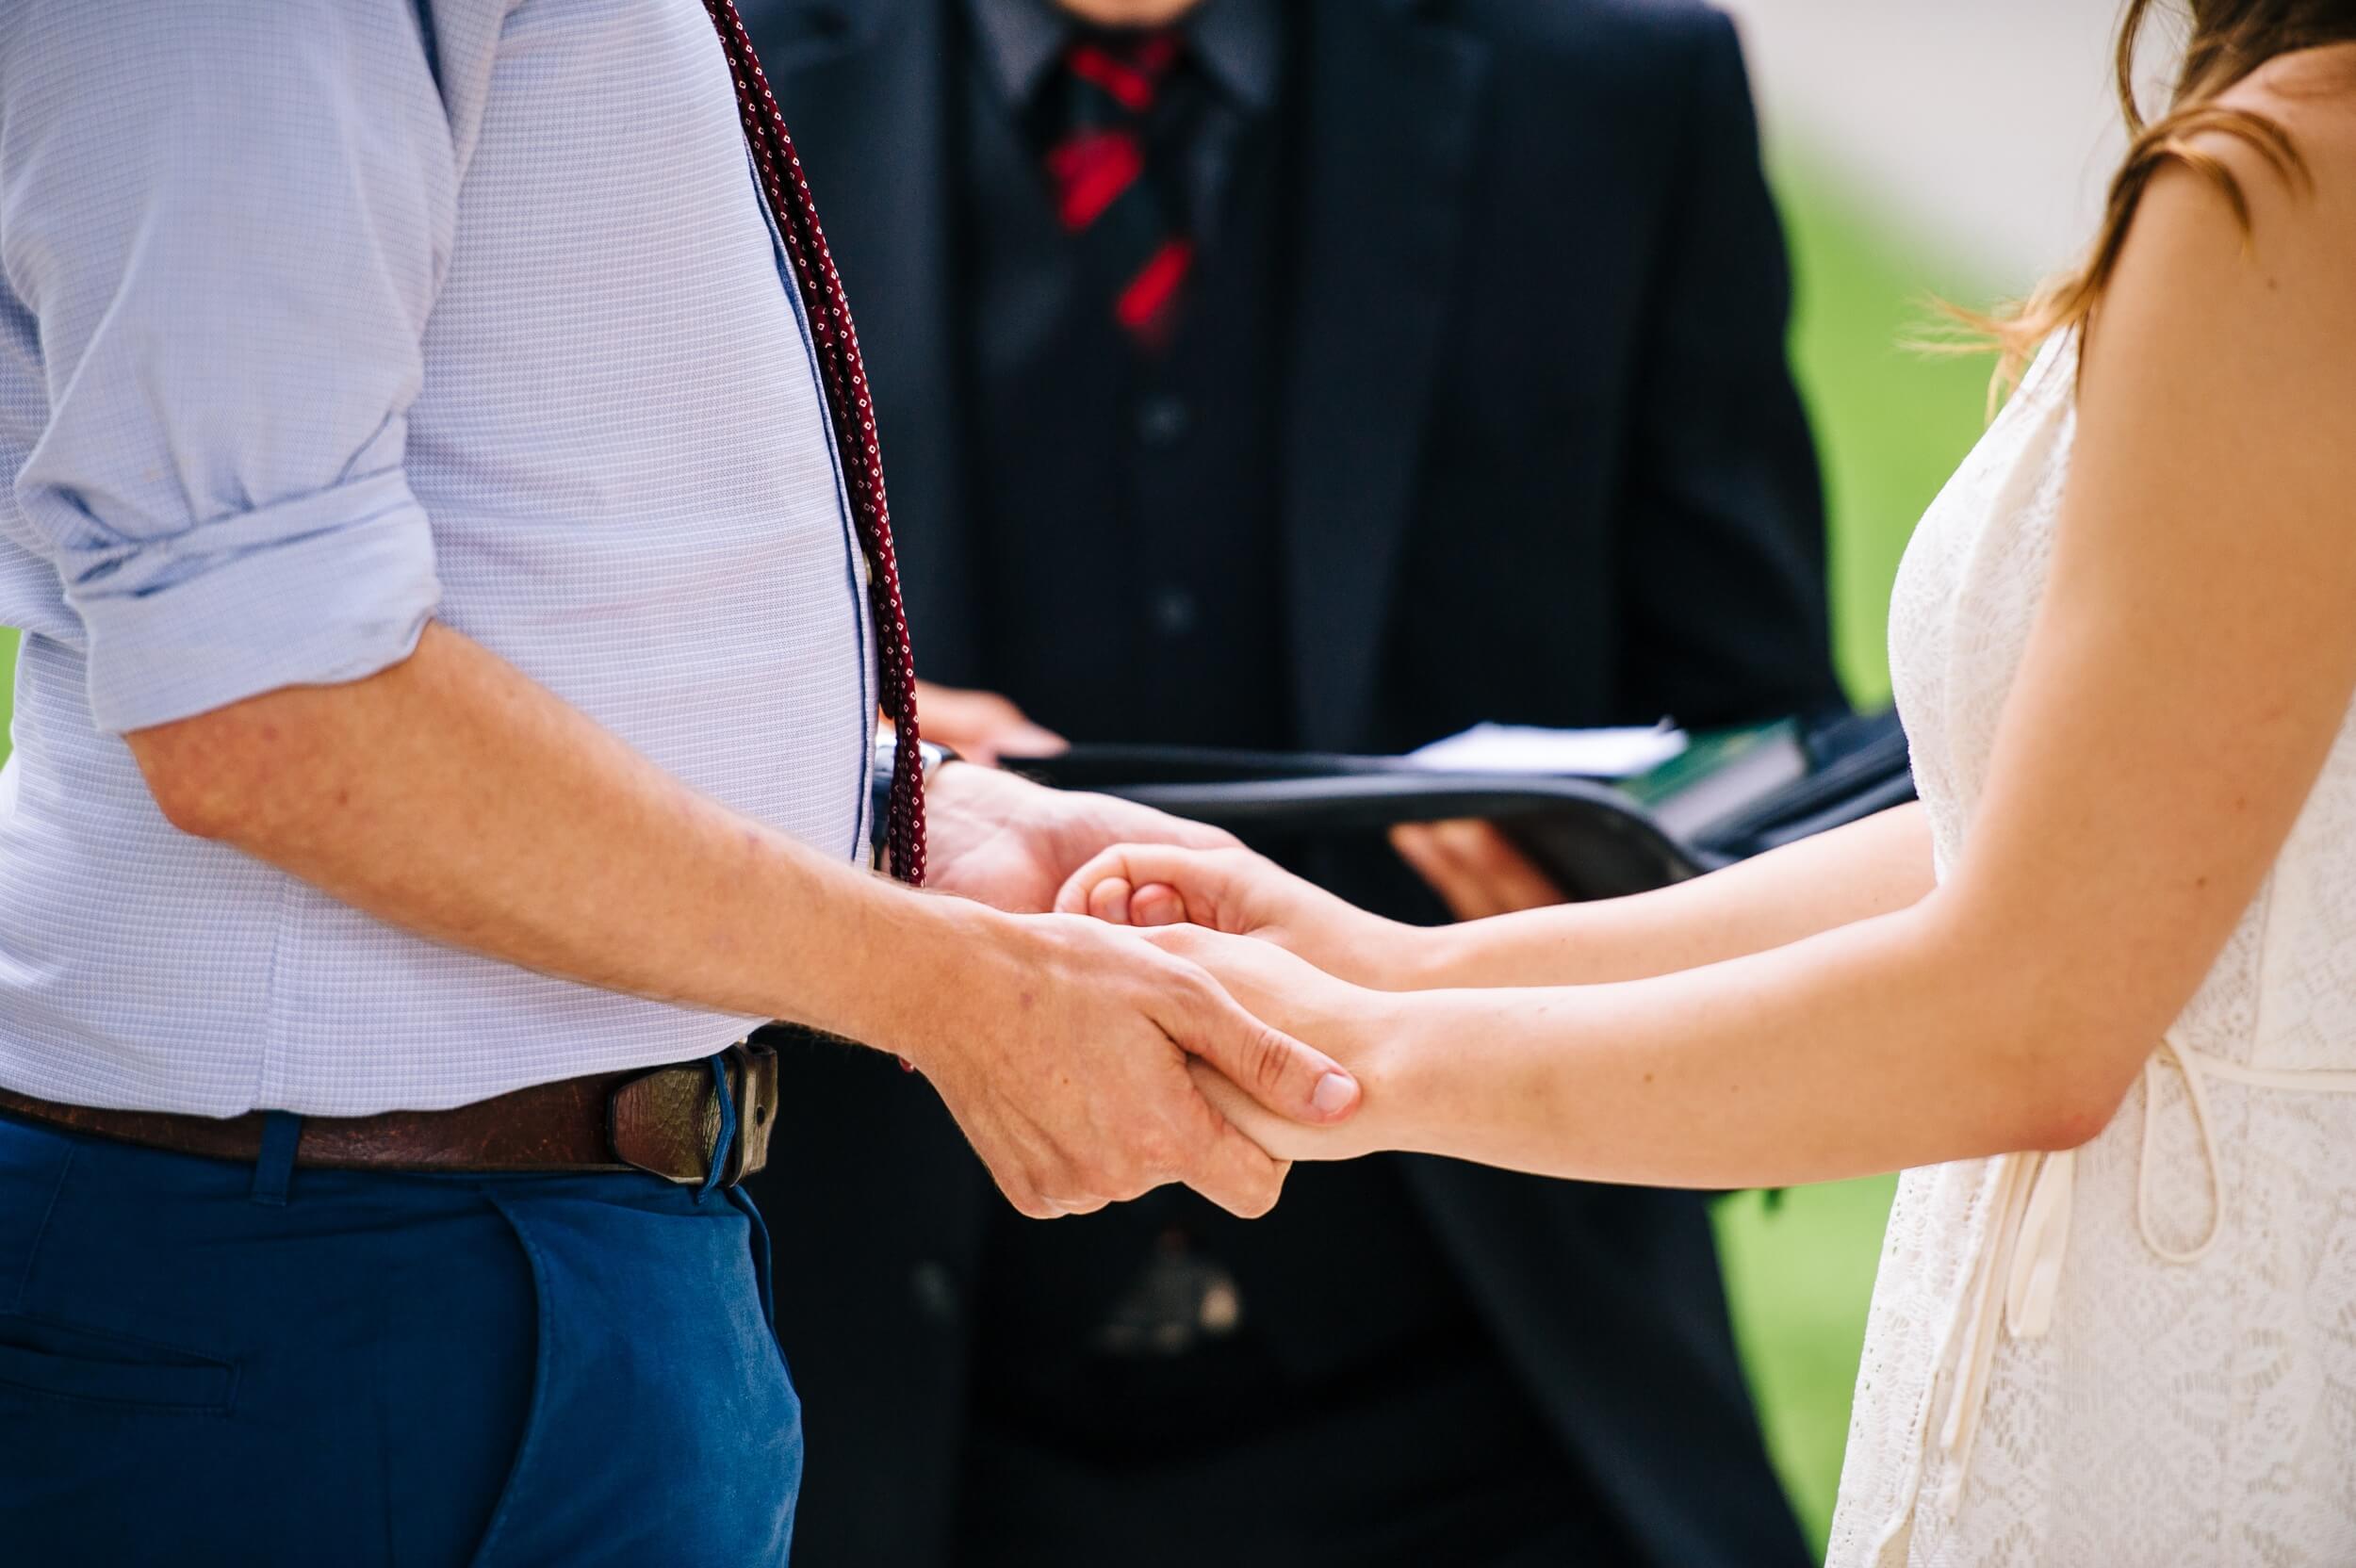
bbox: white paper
[1405,722,1688,778]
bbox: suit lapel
[1282,0,1488,750]
[760,0,982,675]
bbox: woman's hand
[1131,923,1416,1165]
[925,762,1239,915]
[1053,841,1432,988]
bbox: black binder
[1008,709,1914,901]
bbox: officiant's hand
[1391,820,1566,920]
[910,679,1067,765]
[1056,841,1432,989]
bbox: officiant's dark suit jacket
[740,2,1841,1564]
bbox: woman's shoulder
[2220,42,2356,145]
[2068,49,2356,585]
[2104,50,2356,369]
[2147,46,2356,262]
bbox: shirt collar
[965,0,1284,114]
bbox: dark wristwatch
[869,731,957,867]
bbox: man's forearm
[123,620,1362,1220]
[129,621,990,1051]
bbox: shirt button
[1136,394,1190,447]
[1150,587,1198,637]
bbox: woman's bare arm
[1175,99,2356,1186]
[1412,799,1934,987]
[1064,793,1934,990]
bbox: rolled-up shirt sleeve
[0,0,454,731]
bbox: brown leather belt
[0,1041,779,1186]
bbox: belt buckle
[608,1041,780,1186]
[718,1040,779,1187]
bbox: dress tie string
[1934,1039,2356,1513]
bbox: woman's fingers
[1055,845,1138,916]
[1055,843,1222,924]
[1130,884,1187,925]
[1086,875,1133,924]
[1081,874,1196,927]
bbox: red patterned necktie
[701,0,926,885]
[1044,30,1199,348]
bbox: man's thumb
[1187,988,1360,1125]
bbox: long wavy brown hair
[1972,0,2356,390]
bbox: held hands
[1137,924,1409,1166]
[898,907,1364,1217]
[1055,842,1432,1164]
[910,761,1360,1218]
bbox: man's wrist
[916,737,959,777]
[808,878,1017,1066]
[871,731,959,867]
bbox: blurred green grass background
[0,139,1993,1565]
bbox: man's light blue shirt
[0,0,876,1115]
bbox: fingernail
[1088,877,1128,923]
[1311,1070,1358,1118]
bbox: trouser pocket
[469,1181,801,1567]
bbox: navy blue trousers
[0,1107,800,1566]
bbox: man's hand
[900,905,1363,1218]
[911,680,1067,765]
[1390,820,1565,921]
[924,760,1235,913]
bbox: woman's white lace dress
[1825,335,2356,1567]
